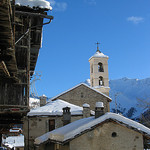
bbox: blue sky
[33,0,150,97]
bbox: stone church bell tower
[89,42,110,96]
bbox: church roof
[89,50,109,61]
[34,112,150,145]
[48,83,112,102]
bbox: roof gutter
[15,11,53,45]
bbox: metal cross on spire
[96,42,101,52]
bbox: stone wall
[70,122,144,150]
[57,84,110,111]
[23,115,83,150]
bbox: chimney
[62,107,71,126]
[40,95,47,107]
[83,103,90,118]
[95,102,104,118]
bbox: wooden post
[0,134,2,147]
[12,0,15,47]
[27,18,31,109]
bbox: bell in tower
[89,42,110,96]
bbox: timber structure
[0,0,53,133]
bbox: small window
[99,76,104,86]
[112,132,117,137]
[49,119,55,131]
[91,64,93,73]
[98,62,104,72]
[91,78,93,87]
[81,92,84,98]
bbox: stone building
[23,44,113,150]
[34,110,150,150]
[49,83,111,111]
[23,99,94,150]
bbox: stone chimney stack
[62,107,71,126]
[40,95,47,107]
[83,103,90,118]
[95,102,104,118]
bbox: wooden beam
[15,11,54,20]
[0,61,10,77]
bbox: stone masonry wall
[23,115,83,150]
[70,122,144,150]
[57,84,110,112]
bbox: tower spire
[96,42,101,53]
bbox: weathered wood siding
[0,81,26,106]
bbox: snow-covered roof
[15,0,52,10]
[28,99,94,116]
[89,50,109,61]
[35,112,150,145]
[9,128,22,133]
[48,83,112,102]
[2,135,24,148]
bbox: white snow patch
[29,97,40,109]
[96,102,104,108]
[83,103,90,108]
[2,135,24,149]
[83,79,91,86]
[15,0,52,10]
[109,77,150,117]
[89,51,108,60]
[35,112,150,145]
[28,99,84,116]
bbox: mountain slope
[109,77,150,118]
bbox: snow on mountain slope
[109,77,150,118]
[29,97,40,109]
[30,78,150,118]
[84,77,150,118]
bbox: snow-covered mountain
[109,77,150,118]
[30,77,150,118]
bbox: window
[98,62,104,72]
[81,92,84,98]
[112,132,117,137]
[91,64,93,73]
[99,76,104,86]
[49,119,55,131]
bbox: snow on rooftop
[2,135,24,148]
[15,0,52,10]
[35,112,150,145]
[28,99,84,116]
[96,102,104,108]
[83,103,90,108]
[9,128,21,133]
[89,51,108,60]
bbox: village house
[34,102,150,150]
[49,82,111,111]
[2,134,24,150]
[23,99,94,150]
[23,46,113,149]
